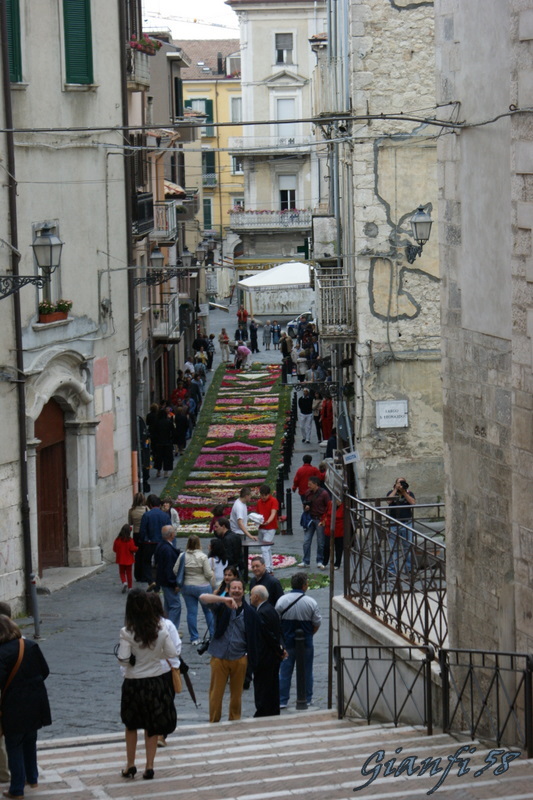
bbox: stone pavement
[30,710,533,799]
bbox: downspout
[0,2,35,617]
[118,0,139,493]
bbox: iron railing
[316,275,356,338]
[345,494,447,650]
[150,295,181,340]
[229,210,312,230]
[333,644,435,735]
[333,645,533,756]
[440,649,533,757]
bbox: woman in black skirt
[118,589,178,780]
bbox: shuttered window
[63,0,93,84]
[185,98,214,137]
[6,0,22,83]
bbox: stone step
[33,710,533,800]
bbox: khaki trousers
[209,655,248,723]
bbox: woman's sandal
[143,769,155,780]
[121,766,137,778]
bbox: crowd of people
[108,480,324,779]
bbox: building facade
[0,0,136,609]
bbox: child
[113,524,138,593]
[209,504,225,534]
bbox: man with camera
[386,477,416,574]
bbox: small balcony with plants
[150,295,181,341]
[228,207,312,231]
[126,35,162,90]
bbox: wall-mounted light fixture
[405,206,433,264]
[0,222,64,300]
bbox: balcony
[315,274,356,338]
[132,192,154,238]
[202,173,217,187]
[228,135,312,155]
[151,295,181,341]
[229,209,312,231]
[150,201,180,244]
[127,49,150,90]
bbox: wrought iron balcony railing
[315,274,356,337]
[150,295,181,341]
[151,201,180,243]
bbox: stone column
[26,437,41,576]
[64,419,101,567]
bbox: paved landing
[32,710,533,799]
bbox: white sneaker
[279,704,288,710]
[317,563,325,569]
[297,562,309,568]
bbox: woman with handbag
[175,535,215,645]
[117,589,178,780]
[0,615,51,800]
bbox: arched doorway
[35,399,67,571]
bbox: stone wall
[347,0,443,500]
[435,0,533,654]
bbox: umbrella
[238,261,311,292]
[209,302,230,312]
[178,656,198,707]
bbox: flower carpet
[165,364,291,542]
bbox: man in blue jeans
[299,476,329,568]
[154,526,181,629]
[387,477,416,573]
[275,573,322,709]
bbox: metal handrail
[333,644,434,735]
[345,493,447,650]
[440,648,533,757]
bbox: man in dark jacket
[250,584,285,716]
[299,476,330,568]
[200,579,260,722]
[213,517,243,572]
[154,526,181,628]
[249,556,283,605]
[139,495,171,583]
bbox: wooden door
[35,399,67,571]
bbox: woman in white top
[118,589,177,781]
[161,497,180,533]
[175,535,214,644]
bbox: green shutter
[63,0,93,84]
[184,99,192,109]
[204,98,214,136]
[6,0,22,83]
[203,198,212,230]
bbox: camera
[400,480,409,490]
[197,639,210,655]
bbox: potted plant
[38,298,72,323]
[129,34,162,56]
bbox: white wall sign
[376,400,409,428]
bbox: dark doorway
[35,399,67,572]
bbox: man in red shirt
[256,483,279,572]
[292,455,321,505]
[237,304,249,335]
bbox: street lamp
[195,243,206,264]
[405,206,433,264]
[150,246,165,269]
[181,247,193,268]
[31,223,64,274]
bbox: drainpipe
[0,2,36,619]
[118,0,139,492]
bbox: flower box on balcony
[38,310,68,324]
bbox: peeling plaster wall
[436,0,533,654]
[346,0,442,500]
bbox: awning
[164,179,186,198]
[238,261,311,292]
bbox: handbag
[0,638,25,734]
[166,661,182,693]
[173,552,185,588]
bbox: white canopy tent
[238,261,311,292]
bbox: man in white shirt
[229,487,257,542]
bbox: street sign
[342,450,359,465]
[376,399,408,428]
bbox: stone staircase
[34,710,533,799]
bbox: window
[276,98,296,140]
[184,98,214,137]
[202,151,216,186]
[275,33,293,65]
[63,0,93,84]
[231,156,244,175]
[227,54,241,76]
[6,0,22,82]
[203,198,213,230]
[279,175,297,210]
[230,96,242,123]
[174,77,184,118]
[232,198,245,211]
